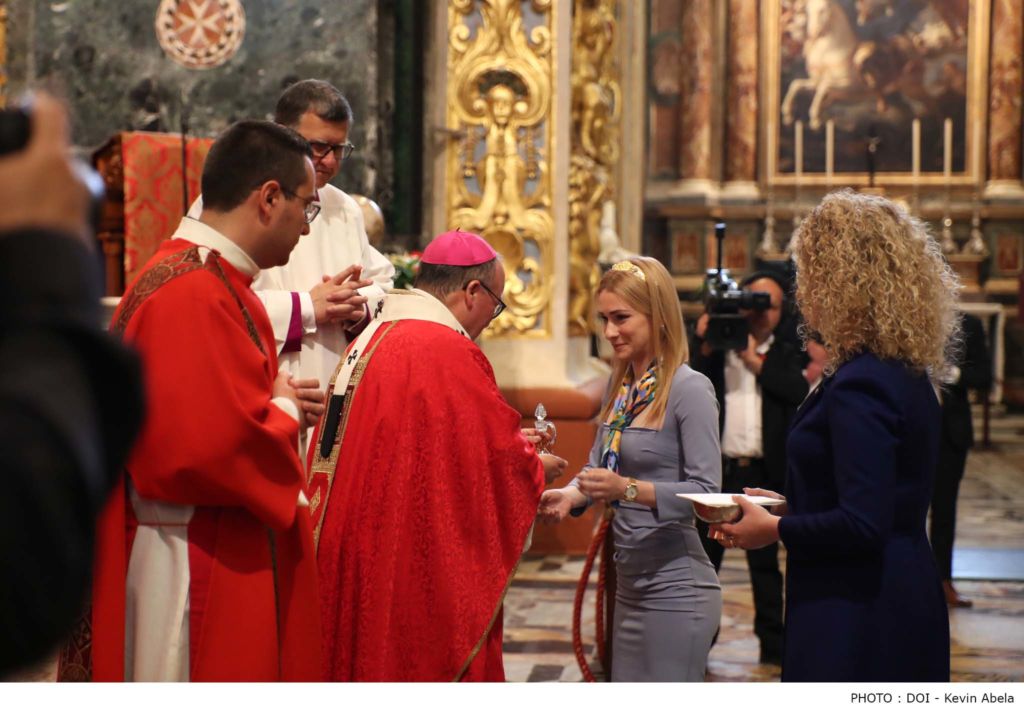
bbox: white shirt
[721,334,774,459]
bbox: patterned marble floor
[7,437,1024,684]
[503,444,1024,683]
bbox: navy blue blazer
[778,353,950,682]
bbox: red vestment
[308,319,544,681]
[82,237,321,681]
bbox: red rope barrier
[595,524,609,665]
[571,509,611,682]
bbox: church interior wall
[3,0,403,231]
[2,0,1022,403]
[641,0,1024,405]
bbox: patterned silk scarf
[600,362,658,473]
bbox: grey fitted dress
[572,364,723,681]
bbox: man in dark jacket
[0,94,143,675]
[691,270,808,665]
[932,312,991,607]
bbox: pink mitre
[420,230,498,266]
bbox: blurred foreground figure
[0,94,143,675]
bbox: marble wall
[5,0,396,204]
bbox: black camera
[0,104,106,234]
[702,223,771,351]
[0,107,31,157]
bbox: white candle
[825,120,834,183]
[912,119,920,181]
[943,118,952,182]
[795,120,804,182]
[973,118,981,184]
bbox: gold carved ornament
[568,0,621,336]
[446,0,555,336]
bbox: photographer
[691,270,807,666]
[0,94,143,675]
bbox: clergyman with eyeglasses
[189,79,395,457]
[72,120,321,681]
[306,230,567,681]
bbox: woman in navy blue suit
[712,190,960,681]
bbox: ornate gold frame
[567,0,621,337]
[760,0,991,187]
[445,0,556,338]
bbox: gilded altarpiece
[568,0,621,336]
[446,0,555,337]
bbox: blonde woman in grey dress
[539,257,722,682]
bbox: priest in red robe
[61,121,323,681]
[308,230,561,681]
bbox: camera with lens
[0,104,106,234]
[702,222,771,351]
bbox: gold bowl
[676,493,786,524]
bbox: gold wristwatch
[623,477,639,502]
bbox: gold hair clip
[610,261,646,281]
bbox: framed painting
[761,0,991,186]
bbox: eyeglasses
[309,140,356,161]
[475,280,507,319]
[281,187,322,224]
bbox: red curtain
[121,132,212,287]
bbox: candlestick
[973,118,981,185]
[825,120,834,184]
[940,215,957,254]
[911,119,920,181]
[795,120,804,182]
[941,118,954,253]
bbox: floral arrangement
[387,251,422,290]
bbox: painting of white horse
[775,0,970,176]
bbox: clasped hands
[311,264,374,326]
[273,370,326,428]
[707,487,786,550]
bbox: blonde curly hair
[791,189,961,378]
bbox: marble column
[618,0,647,253]
[987,0,1024,198]
[677,0,714,191]
[646,0,683,181]
[721,0,758,200]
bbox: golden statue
[447,1,555,336]
[568,0,622,336]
